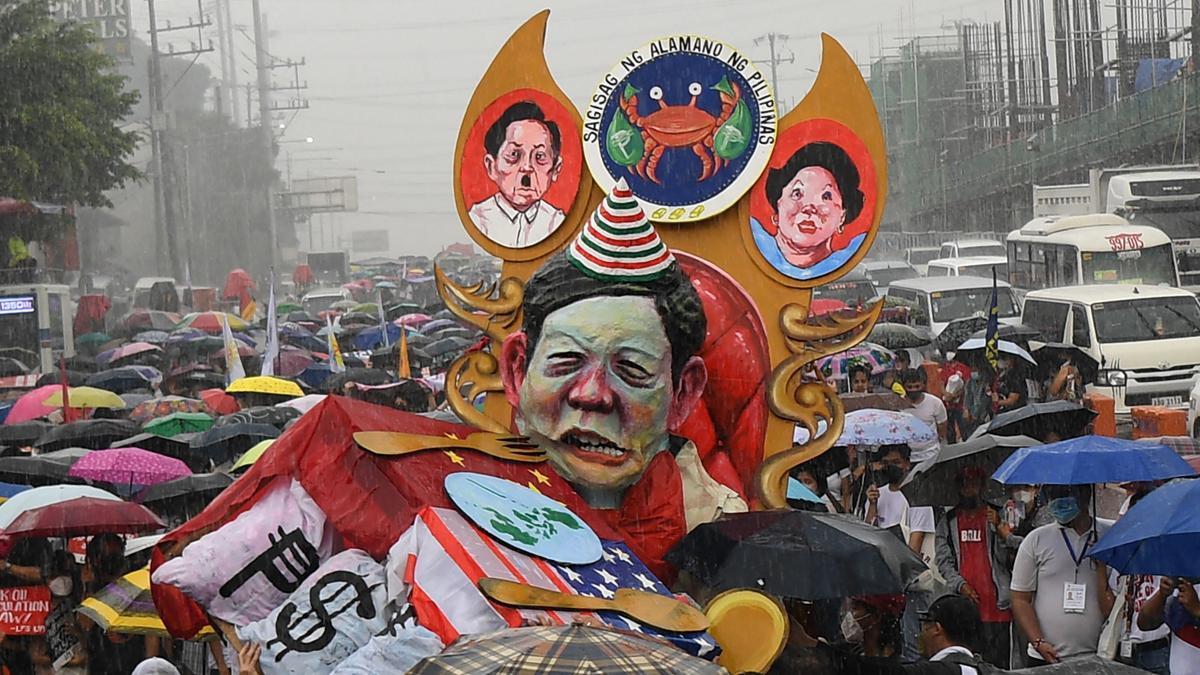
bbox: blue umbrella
[133,330,170,345]
[353,323,401,350]
[1089,479,1200,576]
[992,435,1196,485]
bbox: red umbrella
[199,388,239,415]
[222,268,255,301]
[273,346,315,377]
[293,264,315,287]
[123,310,182,332]
[810,298,849,316]
[4,497,164,538]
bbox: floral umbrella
[836,409,936,447]
[127,397,205,425]
[816,342,896,380]
[68,448,191,487]
[176,312,249,335]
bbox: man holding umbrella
[1009,484,1112,665]
[1138,578,1200,674]
[934,466,1018,668]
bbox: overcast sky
[144,0,1002,257]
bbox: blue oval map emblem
[584,35,777,223]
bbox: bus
[1005,213,1179,291]
[0,284,74,374]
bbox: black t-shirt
[996,369,1027,411]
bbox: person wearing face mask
[842,595,907,658]
[990,357,1027,414]
[1009,484,1112,666]
[934,467,1020,668]
[32,550,85,675]
[900,369,947,445]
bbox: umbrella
[903,434,1041,507]
[215,405,299,430]
[1007,655,1147,674]
[142,412,213,437]
[992,435,1197,485]
[35,371,88,388]
[68,448,190,487]
[934,316,990,354]
[132,331,170,345]
[0,448,92,486]
[127,397,204,425]
[225,376,303,398]
[136,472,232,505]
[189,422,279,462]
[123,310,182,332]
[816,342,895,380]
[395,313,431,327]
[0,482,30,504]
[269,346,315,378]
[868,323,932,350]
[4,385,61,424]
[967,323,1043,346]
[0,421,50,450]
[177,312,248,334]
[0,484,120,529]
[277,394,326,415]
[79,567,216,638]
[840,393,913,413]
[222,268,255,301]
[1029,341,1100,383]
[284,310,317,324]
[419,318,458,334]
[837,409,936,447]
[85,367,162,395]
[34,419,139,452]
[424,336,474,357]
[409,624,723,675]
[973,400,1096,441]
[0,358,28,377]
[231,439,273,472]
[199,388,239,415]
[4,496,165,538]
[351,302,379,314]
[339,311,377,327]
[666,510,927,600]
[275,302,302,315]
[1089,478,1200,577]
[43,386,126,409]
[76,332,112,349]
[330,299,357,311]
[427,327,476,341]
[955,338,1037,366]
[111,433,196,460]
[105,342,162,365]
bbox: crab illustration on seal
[606,75,752,184]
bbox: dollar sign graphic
[271,571,376,657]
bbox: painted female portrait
[748,118,876,282]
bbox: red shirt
[941,362,972,411]
[957,508,1012,623]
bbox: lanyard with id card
[1060,529,1092,614]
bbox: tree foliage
[0,0,142,207]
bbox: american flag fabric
[386,506,718,660]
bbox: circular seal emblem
[583,35,777,223]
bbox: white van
[926,256,1009,280]
[301,287,353,315]
[905,247,942,276]
[939,239,1006,259]
[1021,285,1200,414]
[887,276,1022,338]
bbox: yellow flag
[398,328,411,379]
[240,299,257,322]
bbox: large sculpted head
[500,182,708,496]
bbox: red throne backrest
[674,253,771,498]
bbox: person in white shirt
[1138,577,1200,675]
[468,100,565,248]
[901,368,948,444]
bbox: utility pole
[147,0,212,281]
[754,33,794,106]
[251,0,279,270]
[216,0,241,126]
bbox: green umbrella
[77,332,112,347]
[352,302,380,315]
[142,412,214,438]
[276,302,302,315]
[231,439,273,473]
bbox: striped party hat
[567,179,676,281]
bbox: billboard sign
[49,0,133,62]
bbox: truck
[305,251,349,286]
[1034,165,1200,289]
[0,284,74,374]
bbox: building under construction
[869,0,1200,245]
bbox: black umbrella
[111,432,198,459]
[1030,342,1099,383]
[63,356,100,374]
[935,316,990,354]
[35,371,88,388]
[86,367,158,395]
[868,323,932,350]
[0,447,91,485]
[424,336,473,357]
[323,367,394,393]
[284,310,317,324]
[0,358,29,377]
[34,419,139,452]
[967,323,1043,349]
[339,312,376,326]
[976,400,1096,441]
[665,510,927,600]
[1008,655,1146,674]
[902,434,1041,508]
[0,348,38,368]
[189,423,279,463]
[0,421,52,450]
[428,327,476,341]
[386,302,420,319]
[214,406,300,430]
[137,471,232,505]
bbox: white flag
[222,314,246,386]
[261,268,280,376]
[376,289,390,349]
[326,315,346,374]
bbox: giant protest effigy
[150,12,888,673]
